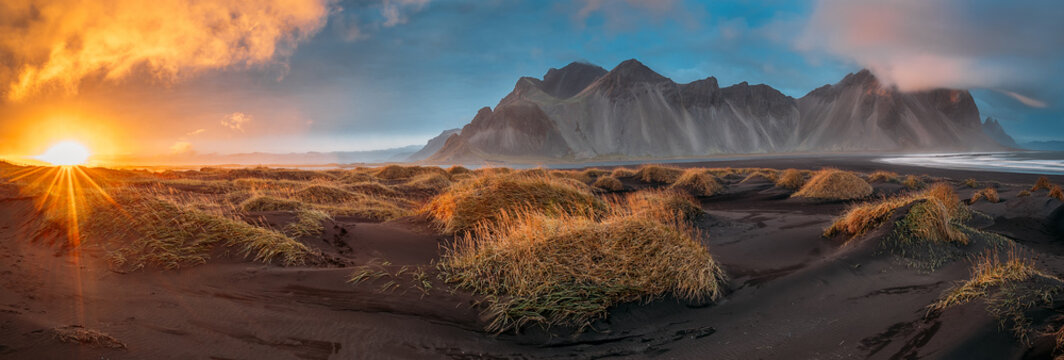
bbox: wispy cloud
[799,0,1063,107]
[222,112,253,132]
[186,128,206,136]
[169,141,193,154]
[997,90,1048,108]
[571,0,699,32]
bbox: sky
[0,0,1062,160]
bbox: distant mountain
[428,60,1006,163]
[106,145,422,166]
[981,117,1019,148]
[407,128,461,161]
[1021,141,1064,151]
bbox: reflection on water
[878,151,1064,175]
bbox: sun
[36,141,92,166]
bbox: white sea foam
[878,152,1064,175]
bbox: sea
[878,151,1064,175]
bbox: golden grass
[401,172,453,192]
[591,175,624,192]
[740,169,779,183]
[619,189,703,221]
[705,167,739,178]
[1051,185,1064,201]
[930,248,1063,341]
[1017,190,1031,197]
[294,184,359,204]
[240,195,304,212]
[825,183,960,239]
[375,165,447,180]
[868,170,899,183]
[635,165,683,184]
[775,169,807,190]
[52,325,126,349]
[963,178,979,188]
[971,187,1000,204]
[551,168,609,184]
[440,208,725,333]
[896,199,969,246]
[902,175,925,190]
[345,181,400,196]
[792,168,872,201]
[610,167,637,178]
[447,165,472,175]
[285,209,332,238]
[424,172,605,233]
[93,193,314,270]
[1032,176,1053,191]
[670,168,723,197]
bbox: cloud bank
[0,0,334,101]
[800,0,1064,106]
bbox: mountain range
[422,59,1015,163]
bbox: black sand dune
[1,159,1063,359]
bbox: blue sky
[2,0,1061,155]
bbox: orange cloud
[169,141,193,154]
[0,0,335,101]
[222,112,252,132]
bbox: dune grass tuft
[240,195,304,212]
[285,209,332,238]
[964,178,979,188]
[1017,189,1031,197]
[375,165,446,180]
[635,165,683,184]
[792,168,872,201]
[930,248,1063,342]
[591,175,624,192]
[345,182,399,196]
[424,173,605,233]
[868,170,899,183]
[775,169,808,190]
[902,175,925,190]
[1032,176,1053,192]
[401,172,453,192]
[440,208,725,333]
[95,194,314,270]
[619,189,703,221]
[610,167,637,178]
[670,169,722,197]
[447,165,472,176]
[971,187,1000,204]
[295,184,359,204]
[740,169,779,183]
[1051,185,1064,201]
[825,183,961,239]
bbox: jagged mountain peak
[606,59,669,83]
[539,62,608,99]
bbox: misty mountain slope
[982,117,1019,148]
[427,60,1009,163]
[796,70,991,151]
[407,128,461,161]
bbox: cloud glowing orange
[0,0,334,101]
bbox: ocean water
[878,151,1064,175]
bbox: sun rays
[1,164,124,249]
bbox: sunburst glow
[35,141,91,166]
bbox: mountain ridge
[424,60,1011,163]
